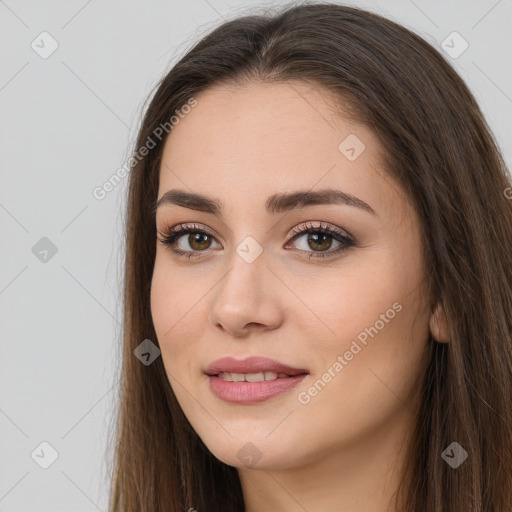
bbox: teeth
[245,372,265,382]
[217,371,289,382]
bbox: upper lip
[205,356,309,376]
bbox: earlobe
[429,302,450,343]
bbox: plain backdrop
[1,0,511,510]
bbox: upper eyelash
[156,221,355,259]
[288,220,351,242]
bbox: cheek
[150,253,203,330]
[290,299,428,454]
[293,255,412,349]
[302,258,428,404]
[299,248,429,392]
[150,258,201,376]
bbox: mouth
[204,356,309,404]
[213,371,303,382]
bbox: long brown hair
[106,3,512,510]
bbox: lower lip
[207,374,308,404]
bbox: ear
[429,302,450,343]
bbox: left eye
[157,221,355,260]
[285,221,355,259]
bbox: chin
[192,427,308,470]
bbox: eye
[157,223,220,259]
[285,220,355,259]
[156,221,355,260]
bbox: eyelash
[156,221,355,260]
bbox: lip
[205,356,308,376]
[205,356,309,404]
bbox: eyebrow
[154,188,377,216]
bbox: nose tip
[208,265,284,337]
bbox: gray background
[1,0,510,510]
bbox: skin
[150,81,449,512]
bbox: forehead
[158,81,406,220]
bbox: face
[150,81,432,471]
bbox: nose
[208,250,285,338]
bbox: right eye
[157,223,221,258]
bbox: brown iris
[188,233,212,250]
[307,232,332,251]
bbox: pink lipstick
[205,356,309,404]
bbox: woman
[107,3,512,511]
